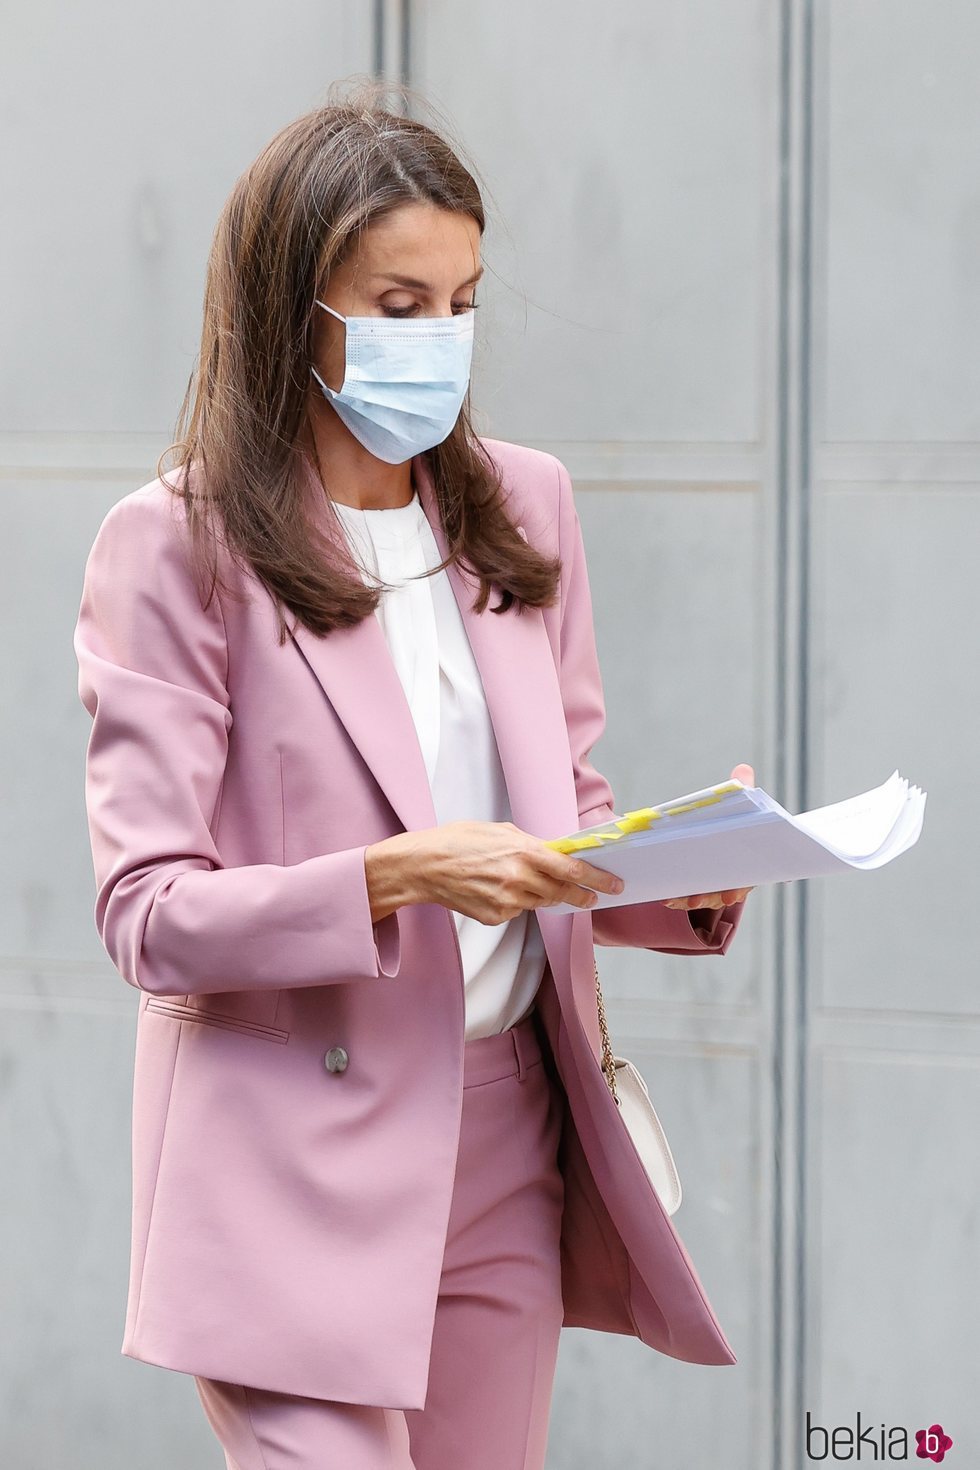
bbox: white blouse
[332,486,549,1041]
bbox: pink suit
[73,437,745,1413]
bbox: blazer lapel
[287,448,578,842]
[287,465,438,835]
[413,452,578,844]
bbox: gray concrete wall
[3,2,973,1465]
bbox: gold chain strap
[593,955,622,1108]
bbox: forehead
[350,203,481,283]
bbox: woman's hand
[365,762,760,924]
[365,820,626,925]
[663,762,757,912]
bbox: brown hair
[156,76,561,641]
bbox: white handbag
[592,955,683,1215]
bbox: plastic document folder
[542,769,926,916]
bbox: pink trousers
[194,1005,567,1469]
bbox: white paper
[545,770,926,914]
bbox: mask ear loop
[315,299,346,323]
[310,364,336,398]
[311,300,347,398]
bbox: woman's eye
[381,302,479,319]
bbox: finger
[529,871,623,910]
[537,849,625,898]
[571,860,624,896]
[507,867,586,910]
[536,880,605,910]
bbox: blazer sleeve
[553,455,746,957]
[73,487,402,997]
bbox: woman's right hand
[364,820,625,926]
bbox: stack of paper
[543,770,926,915]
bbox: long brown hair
[157,77,561,641]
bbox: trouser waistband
[461,1009,543,1088]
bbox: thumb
[731,763,756,787]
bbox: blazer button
[324,1046,349,1073]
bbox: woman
[73,84,754,1470]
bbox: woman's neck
[300,411,415,511]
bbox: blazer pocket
[143,997,290,1045]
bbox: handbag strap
[593,955,622,1108]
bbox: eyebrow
[369,266,485,290]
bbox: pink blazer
[73,436,746,1408]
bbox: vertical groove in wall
[775,0,816,1463]
[775,0,811,1458]
[773,3,792,1463]
[796,1,815,1463]
[372,0,412,92]
[775,2,799,1458]
[372,0,384,78]
[400,0,412,85]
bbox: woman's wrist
[364,832,430,921]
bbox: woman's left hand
[663,763,757,911]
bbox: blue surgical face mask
[310,300,475,464]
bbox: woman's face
[312,201,483,395]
